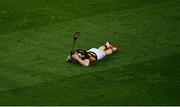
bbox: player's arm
[71,54,90,67]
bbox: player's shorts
[88,48,105,60]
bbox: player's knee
[98,46,105,51]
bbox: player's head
[72,49,87,59]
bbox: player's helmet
[71,49,88,60]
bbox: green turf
[0,0,180,105]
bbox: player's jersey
[73,49,97,62]
[86,51,97,62]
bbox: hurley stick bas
[71,32,80,55]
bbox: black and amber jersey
[73,49,97,62]
[87,51,97,62]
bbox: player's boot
[112,47,117,52]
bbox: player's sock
[105,42,111,48]
[105,42,113,49]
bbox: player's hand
[66,55,72,62]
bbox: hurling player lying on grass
[66,42,117,67]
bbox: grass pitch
[0,0,180,105]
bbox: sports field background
[0,0,180,105]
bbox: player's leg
[98,42,115,51]
[98,45,106,51]
[98,42,111,51]
[103,47,117,55]
[104,48,113,55]
[98,42,117,54]
[103,42,117,56]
